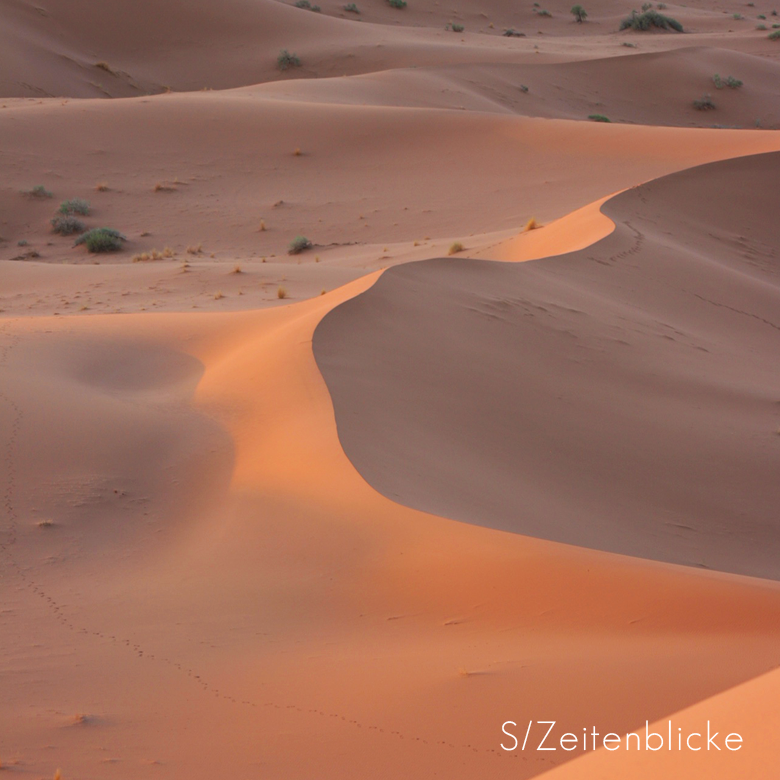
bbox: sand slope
[314,151,780,579]
[3,268,780,779]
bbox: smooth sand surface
[315,152,780,579]
[2,0,779,777]
[3,275,780,779]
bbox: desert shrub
[277,50,301,70]
[693,93,716,110]
[388,0,407,8]
[277,286,288,299]
[288,235,312,254]
[571,4,588,21]
[620,9,683,30]
[295,0,322,9]
[536,8,553,15]
[757,22,768,27]
[448,241,464,255]
[344,2,360,10]
[525,217,540,231]
[58,198,90,215]
[503,27,525,35]
[24,185,53,199]
[621,40,638,45]
[657,2,666,7]
[588,113,611,122]
[769,27,780,36]
[447,21,465,31]
[733,12,744,19]
[641,1,652,9]
[519,84,529,92]
[725,75,742,87]
[74,227,127,253]
[51,215,86,235]
[758,13,766,18]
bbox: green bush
[503,27,525,35]
[344,2,360,11]
[693,94,716,110]
[277,50,301,70]
[58,198,90,215]
[25,185,53,199]
[51,215,86,235]
[288,235,312,254]
[447,21,465,30]
[571,4,588,21]
[74,227,127,253]
[295,0,321,10]
[769,28,780,37]
[620,9,683,30]
[388,0,407,8]
[588,113,611,122]
[536,8,552,15]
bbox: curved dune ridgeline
[314,151,780,580]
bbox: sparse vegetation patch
[693,93,716,110]
[571,4,588,22]
[620,9,683,30]
[58,198,90,215]
[277,50,302,70]
[588,113,611,122]
[51,215,86,235]
[75,227,127,253]
[24,185,53,199]
[712,73,743,88]
[288,235,312,254]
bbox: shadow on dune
[314,151,780,580]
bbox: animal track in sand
[0,321,519,761]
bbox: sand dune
[3,268,780,779]
[3,86,780,318]
[2,0,779,777]
[314,151,780,579]
[261,47,780,127]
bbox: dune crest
[314,151,780,580]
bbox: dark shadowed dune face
[314,151,780,580]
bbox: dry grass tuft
[259,219,267,232]
[153,182,177,192]
[524,217,540,231]
[95,61,116,75]
[132,247,176,262]
[37,519,55,528]
[277,286,288,299]
[214,291,224,300]
[448,241,464,255]
[232,263,242,274]
[294,147,302,156]
[186,244,202,255]
[95,182,109,192]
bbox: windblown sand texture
[1,0,779,778]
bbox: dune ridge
[314,150,780,580]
